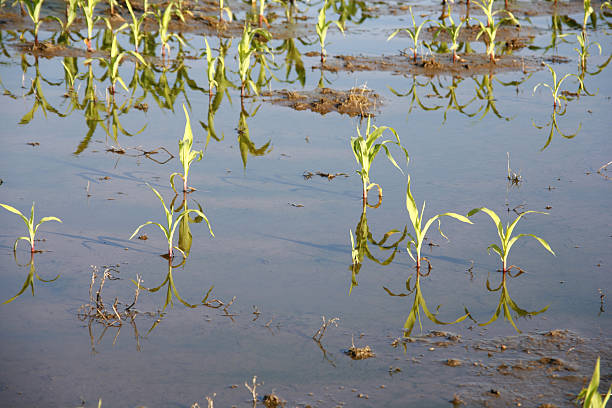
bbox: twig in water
[312,316,340,342]
[598,161,612,180]
[245,376,260,405]
[507,152,522,186]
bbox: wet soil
[262,87,380,117]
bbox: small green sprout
[204,38,218,101]
[436,11,464,63]
[22,0,46,47]
[350,116,408,206]
[129,184,213,259]
[577,357,611,408]
[0,202,62,252]
[387,6,430,63]
[151,2,186,63]
[533,63,584,111]
[79,0,103,52]
[473,0,519,63]
[575,32,601,72]
[125,0,151,53]
[467,207,555,273]
[316,0,344,63]
[170,104,203,194]
[405,175,473,270]
[583,0,594,33]
[238,23,272,97]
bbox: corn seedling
[436,11,464,63]
[257,0,269,27]
[384,274,469,337]
[350,116,408,206]
[479,269,548,333]
[387,6,430,63]
[473,0,519,63]
[0,202,62,253]
[49,0,78,44]
[237,23,271,97]
[151,2,186,63]
[22,0,46,47]
[218,0,232,22]
[80,0,103,52]
[316,1,344,63]
[125,0,150,53]
[533,63,584,111]
[405,175,473,270]
[575,32,601,72]
[583,0,594,33]
[3,253,59,304]
[467,207,554,273]
[170,105,203,193]
[205,38,218,101]
[130,184,213,259]
[577,357,611,408]
[86,23,147,97]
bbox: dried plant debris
[303,171,349,180]
[262,393,284,408]
[262,87,380,117]
[345,336,375,360]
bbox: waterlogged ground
[0,0,611,407]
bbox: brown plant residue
[262,87,380,117]
[345,345,375,360]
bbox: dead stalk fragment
[312,316,340,342]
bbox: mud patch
[262,87,380,117]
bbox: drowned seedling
[316,0,344,63]
[129,184,213,259]
[387,6,430,63]
[473,0,519,63]
[467,207,555,273]
[1,202,62,252]
[533,63,584,112]
[405,175,473,270]
[350,116,408,207]
[170,105,203,193]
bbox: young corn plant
[0,202,62,253]
[479,269,548,333]
[436,11,464,63]
[582,0,594,34]
[22,0,45,47]
[125,0,150,53]
[49,0,78,44]
[473,0,519,63]
[405,175,473,270]
[170,105,203,193]
[218,0,232,22]
[151,2,186,63]
[387,6,430,63]
[577,357,611,408]
[575,32,601,72]
[533,63,584,112]
[204,38,218,101]
[129,184,213,259]
[350,116,408,207]
[237,24,271,97]
[80,0,103,52]
[316,1,344,63]
[467,207,555,273]
[85,23,147,97]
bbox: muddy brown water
[0,0,610,407]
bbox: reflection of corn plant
[276,37,307,86]
[479,269,548,333]
[436,11,464,63]
[532,106,581,151]
[151,2,186,62]
[316,1,344,63]
[80,0,102,52]
[473,0,519,63]
[387,6,430,63]
[135,259,199,310]
[405,175,472,270]
[3,253,59,304]
[170,105,203,193]
[349,207,407,294]
[170,195,205,258]
[0,202,62,252]
[85,24,147,96]
[18,59,66,124]
[125,0,150,53]
[533,63,583,111]
[575,32,601,72]
[467,207,555,273]
[237,105,272,169]
[129,184,213,259]
[385,273,469,337]
[577,357,611,408]
[205,38,218,101]
[350,116,408,206]
[388,76,438,115]
[238,24,271,97]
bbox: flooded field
[0,0,610,406]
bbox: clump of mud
[345,344,375,360]
[262,87,380,117]
[262,393,284,408]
